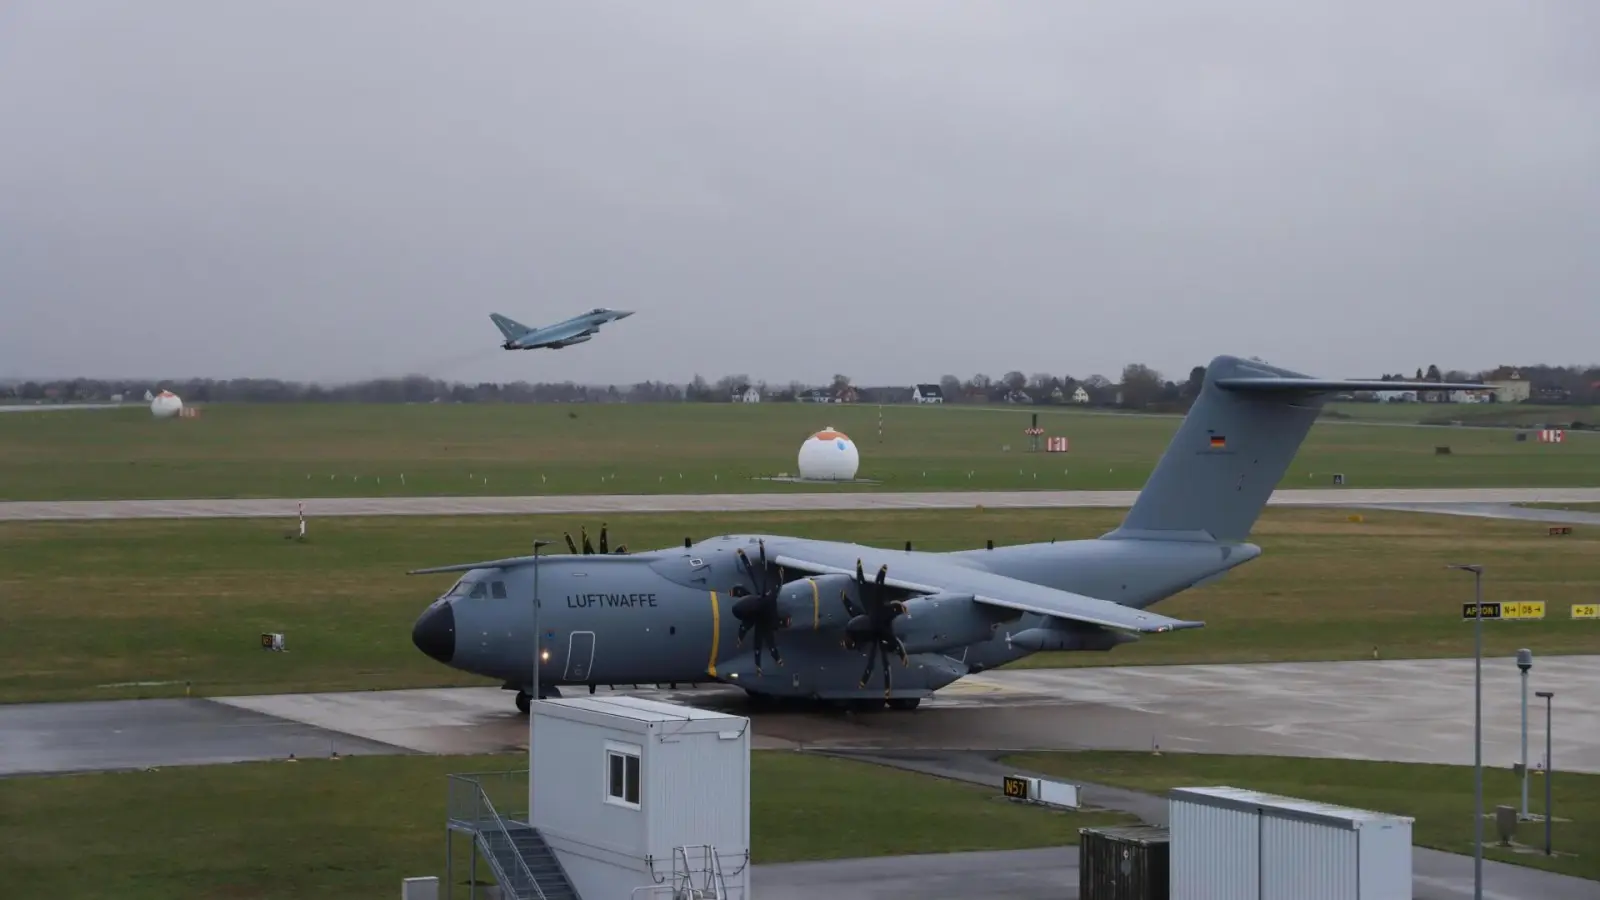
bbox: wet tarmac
[0,698,407,777]
[749,838,1600,899]
[8,656,1595,778]
[6,487,1600,521]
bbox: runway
[7,656,1596,777]
[5,486,1600,521]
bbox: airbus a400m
[408,355,1482,713]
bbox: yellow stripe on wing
[707,590,720,677]
[810,578,819,630]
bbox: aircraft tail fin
[1102,355,1486,544]
[489,313,530,341]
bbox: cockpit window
[448,580,474,597]
[491,581,507,599]
[469,582,487,600]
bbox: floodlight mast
[530,538,551,815]
[1516,649,1532,819]
[1536,690,1554,856]
[1448,563,1485,900]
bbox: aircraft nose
[412,601,456,665]
[615,310,635,318]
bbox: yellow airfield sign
[1572,604,1600,620]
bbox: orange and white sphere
[150,390,184,418]
[797,427,859,480]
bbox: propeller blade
[876,564,887,587]
[581,525,594,555]
[880,644,893,697]
[599,523,609,554]
[859,645,876,687]
[563,532,578,554]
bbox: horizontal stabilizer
[1215,377,1486,394]
[773,554,1201,635]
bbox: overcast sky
[2,1,1597,387]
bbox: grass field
[1005,751,1599,883]
[1323,401,1600,428]
[2,401,1596,501]
[3,508,1598,704]
[0,750,1129,899]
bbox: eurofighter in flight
[408,354,1483,713]
[490,308,634,350]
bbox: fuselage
[504,310,633,350]
[410,533,1259,700]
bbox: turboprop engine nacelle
[1007,623,1139,652]
[776,574,857,630]
[891,592,1003,654]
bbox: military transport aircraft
[408,355,1482,713]
[490,307,634,350]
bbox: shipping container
[1168,786,1413,900]
[1080,825,1171,900]
[530,696,751,900]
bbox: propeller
[561,523,627,555]
[729,539,786,674]
[840,559,909,697]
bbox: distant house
[1070,386,1089,404]
[731,385,760,403]
[912,384,943,404]
[796,388,835,403]
[834,385,859,404]
[1004,390,1033,405]
[1488,369,1532,403]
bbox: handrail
[447,773,546,900]
[475,786,548,900]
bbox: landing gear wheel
[887,697,920,711]
[515,691,531,714]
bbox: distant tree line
[5,360,1598,409]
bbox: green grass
[2,401,1596,501]
[3,508,1598,704]
[0,751,1130,899]
[1323,401,1600,427]
[1004,751,1599,883]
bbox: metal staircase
[447,772,580,900]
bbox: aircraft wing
[771,554,1202,635]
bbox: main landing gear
[514,686,562,715]
[743,689,921,713]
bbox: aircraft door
[564,631,595,682]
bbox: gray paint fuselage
[422,533,1257,699]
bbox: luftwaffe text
[566,593,659,608]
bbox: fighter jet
[490,308,634,350]
[408,355,1483,713]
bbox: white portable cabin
[1169,786,1413,900]
[530,695,751,900]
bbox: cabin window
[468,582,487,600]
[491,581,507,600]
[605,741,641,808]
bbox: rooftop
[537,694,743,724]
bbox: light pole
[530,540,551,705]
[1537,690,1554,856]
[529,539,550,822]
[1516,649,1532,819]
[1448,563,1484,900]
